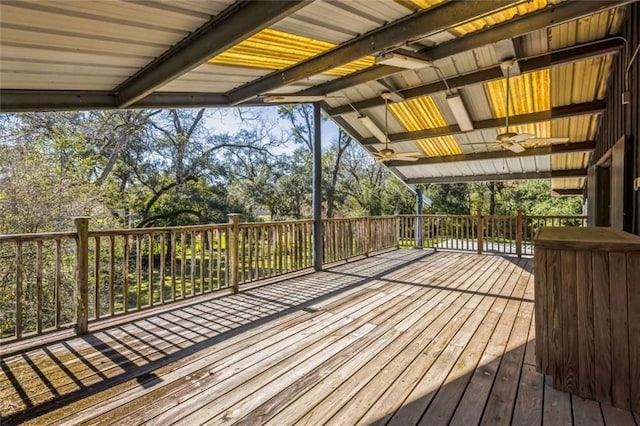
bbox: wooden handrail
[0,231,76,242]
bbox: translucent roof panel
[208,29,374,77]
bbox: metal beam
[321,102,410,185]
[227,1,518,104]
[114,1,308,108]
[552,188,584,196]
[361,101,606,145]
[298,1,626,102]
[405,168,588,184]
[312,102,323,271]
[330,67,502,116]
[415,187,424,247]
[0,90,279,112]
[300,65,404,97]
[423,0,628,62]
[328,37,623,116]
[385,141,595,167]
[0,90,118,112]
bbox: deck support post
[477,208,484,255]
[364,213,371,256]
[415,187,424,248]
[228,213,240,293]
[516,209,523,258]
[394,211,400,249]
[312,102,323,271]
[74,217,90,335]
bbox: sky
[203,105,341,153]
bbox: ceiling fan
[490,59,569,153]
[370,92,422,163]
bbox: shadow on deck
[1,249,637,425]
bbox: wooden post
[74,217,90,335]
[394,212,400,249]
[476,208,483,255]
[228,213,240,294]
[516,209,523,258]
[364,213,371,256]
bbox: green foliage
[425,184,471,215]
[499,180,583,215]
[423,180,583,216]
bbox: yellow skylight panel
[389,96,462,156]
[416,135,462,157]
[485,69,550,118]
[388,96,447,129]
[449,0,548,37]
[406,0,445,10]
[209,28,374,77]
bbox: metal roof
[0,0,634,192]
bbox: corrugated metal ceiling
[0,0,629,191]
[207,28,374,77]
[0,0,233,90]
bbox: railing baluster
[109,236,115,316]
[55,239,62,328]
[171,232,177,300]
[149,233,154,306]
[190,231,196,294]
[248,227,258,281]
[136,234,142,309]
[284,223,289,273]
[123,236,129,313]
[15,241,23,339]
[207,230,213,292]
[239,228,245,284]
[36,240,43,334]
[199,231,205,291]
[180,232,186,298]
[94,236,100,319]
[216,229,222,289]
[160,233,166,303]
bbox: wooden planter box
[534,227,640,411]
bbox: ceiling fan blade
[466,142,503,147]
[504,142,525,153]
[524,137,570,144]
[392,155,420,161]
[509,133,535,143]
[394,152,422,157]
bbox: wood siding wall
[592,3,640,234]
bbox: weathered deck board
[0,249,635,426]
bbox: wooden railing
[399,212,587,256]
[0,220,235,342]
[322,215,397,263]
[237,219,314,283]
[1,212,585,342]
[0,230,77,340]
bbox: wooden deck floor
[1,249,638,425]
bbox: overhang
[0,0,633,192]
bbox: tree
[425,184,471,214]
[324,129,352,218]
[340,144,414,215]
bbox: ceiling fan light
[375,52,431,69]
[357,114,387,143]
[446,94,474,132]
